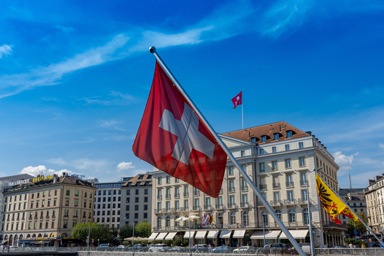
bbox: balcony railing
[184,192,189,197]
[240,202,249,208]
[157,195,162,200]
[228,203,236,209]
[193,206,200,211]
[286,182,294,188]
[297,198,308,204]
[204,205,212,210]
[174,193,180,199]
[166,194,171,200]
[229,187,235,193]
[216,204,224,210]
[241,186,248,192]
[260,184,267,190]
[284,199,296,205]
[181,207,189,211]
[300,180,307,186]
[63,214,69,217]
[270,200,281,206]
[73,215,78,218]
[273,183,280,189]
[155,209,162,214]
[194,191,200,196]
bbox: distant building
[339,188,366,225]
[120,174,152,227]
[0,173,96,247]
[365,175,384,233]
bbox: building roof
[222,121,310,144]
[122,174,152,187]
[4,174,95,193]
[0,174,34,182]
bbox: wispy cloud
[80,91,135,106]
[0,44,12,58]
[333,151,358,176]
[117,162,135,172]
[98,119,126,131]
[20,165,74,177]
[46,157,111,173]
[380,143,384,149]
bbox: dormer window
[261,136,266,143]
[251,137,256,143]
[286,131,292,138]
[274,133,279,140]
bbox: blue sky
[1,0,384,187]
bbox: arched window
[289,209,295,223]
[32,234,36,238]
[19,235,23,239]
[38,234,42,238]
[303,209,309,225]
[166,216,170,227]
[26,234,30,238]
[243,212,249,227]
[275,210,281,219]
[175,216,180,227]
[230,212,236,224]
[157,217,162,228]
[262,211,268,227]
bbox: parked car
[96,243,110,251]
[116,245,128,251]
[233,246,256,253]
[197,244,209,252]
[168,246,182,252]
[148,244,168,252]
[212,246,232,253]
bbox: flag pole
[315,171,384,247]
[149,46,307,256]
[242,101,244,129]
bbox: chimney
[53,176,57,183]
[305,131,312,135]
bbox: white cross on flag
[133,62,227,197]
[231,91,242,109]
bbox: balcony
[46,215,49,219]
[284,199,296,205]
[241,186,248,192]
[286,182,294,188]
[34,216,38,220]
[240,202,249,208]
[204,205,212,210]
[229,187,235,193]
[184,192,189,197]
[193,206,200,211]
[73,215,78,218]
[297,198,308,204]
[63,214,69,218]
[174,193,180,199]
[260,184,267,190]
[270,200,282,206]
[174,207,180,212]
[228,203,236,209]
[40,215,44,219]
[157,195,162,200]
[216,204,224,210]
[181,207,189,212]
[165,208,171,213]
[273,183,280,189]
[52,215,56,218]
[300,180,307,186]
[194,191,200,196]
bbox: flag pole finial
[149,46,156,53]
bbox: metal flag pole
[242,99,244,129]
[149,46,307,256]
[315,170,384,247]
[306,169,316,256]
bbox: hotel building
[366,175,384,233]
[150,121,343,247]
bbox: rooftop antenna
[348,158,352,189]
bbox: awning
[266,231,282,239]
[184,231,196,239]
[155,233,168,241]
[164,232,177,241]
[18,240,32,244]
[148,233,158,241]
[207,231,219,239]
[195,231,207,239]
[233,230,246,238]
[219,230,232,238]
[31,241,51,244]
[279,230,308,239]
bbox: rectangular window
[135,213,138,219]
[184,200,188,209]
[42,200,45,207]
[218,196,222,206]
[166,176,170,184]
[260,148,265,155]
[66,190,70,196]
[144,189,148,195]
[49,191,51,196]
[126,190,130,195]
[299,157,305,166]
[126,214,129,219]
[135,205,139,211]
[74,200,78,207]
[229,180,234,190]
[144,205,148,210]
[241,150,245,157]
[157,202,161,210]
[54,199,57,206]
[299,142,304,149]
[144,213,148,218]
[261,135,266,142]
[259,163,265,172]
[126,198,130,203]
[75,190,79,196]
[230,195,235,204]
[166,201,170,210]
[272,146,276,153]
[274,192,279,202]
[158,177,162,185]
[54,190,57,196]
[285,159,291,168]
[206,198,211,207]
[272,161,278,170]
[301,190,308,201]
[287,131,292,138]
[287,191,294,201]
[135,189,139,195]
[135,197,139,203]
[229,166,234,175]
[274,133,279,140]
[285,144,290,151]
[195,198,199,207]
[175,201,179,209]
[242,194,248,204]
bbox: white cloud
[46,157,111,173]
[0,44,12,58]
[117,162,135,171]
[98,119,126,131]
[20,165,74,177]
[333,151,357,166]
[80,91,135,106]
[380,143,384,149]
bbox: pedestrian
[7,246,9,253]
[349,243,353,248]
[195,244,199,253]
[208,244,212,253]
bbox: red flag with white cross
[132,62,227,198]
[231,91,242,109]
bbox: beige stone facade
[366,175,384,233]
[1,174,96,246]
[150,121,343,247]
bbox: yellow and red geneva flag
[316,174,359,224]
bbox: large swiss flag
[133,62,227,198]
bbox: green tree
[71,222,109,244]
[346,212,368,237]
[119,224,133,239]
[134,222,151,238]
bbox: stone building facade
[150,121,343,247]
[366,175,384,233]
[339,188,366,225]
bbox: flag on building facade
[231,91,242,109]
[201,214,206,227]
[209,214,213,224]
[132,62,228,198]
[316,173,359,224]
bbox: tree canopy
[71,222,110,244]
[346,212,368,238]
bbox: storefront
[250,230,282,246]
[194,231,207,244]
[206,230,219,246]
[219,230,232,246]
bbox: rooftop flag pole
[149,46,307,256]
[316,170,384,247]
